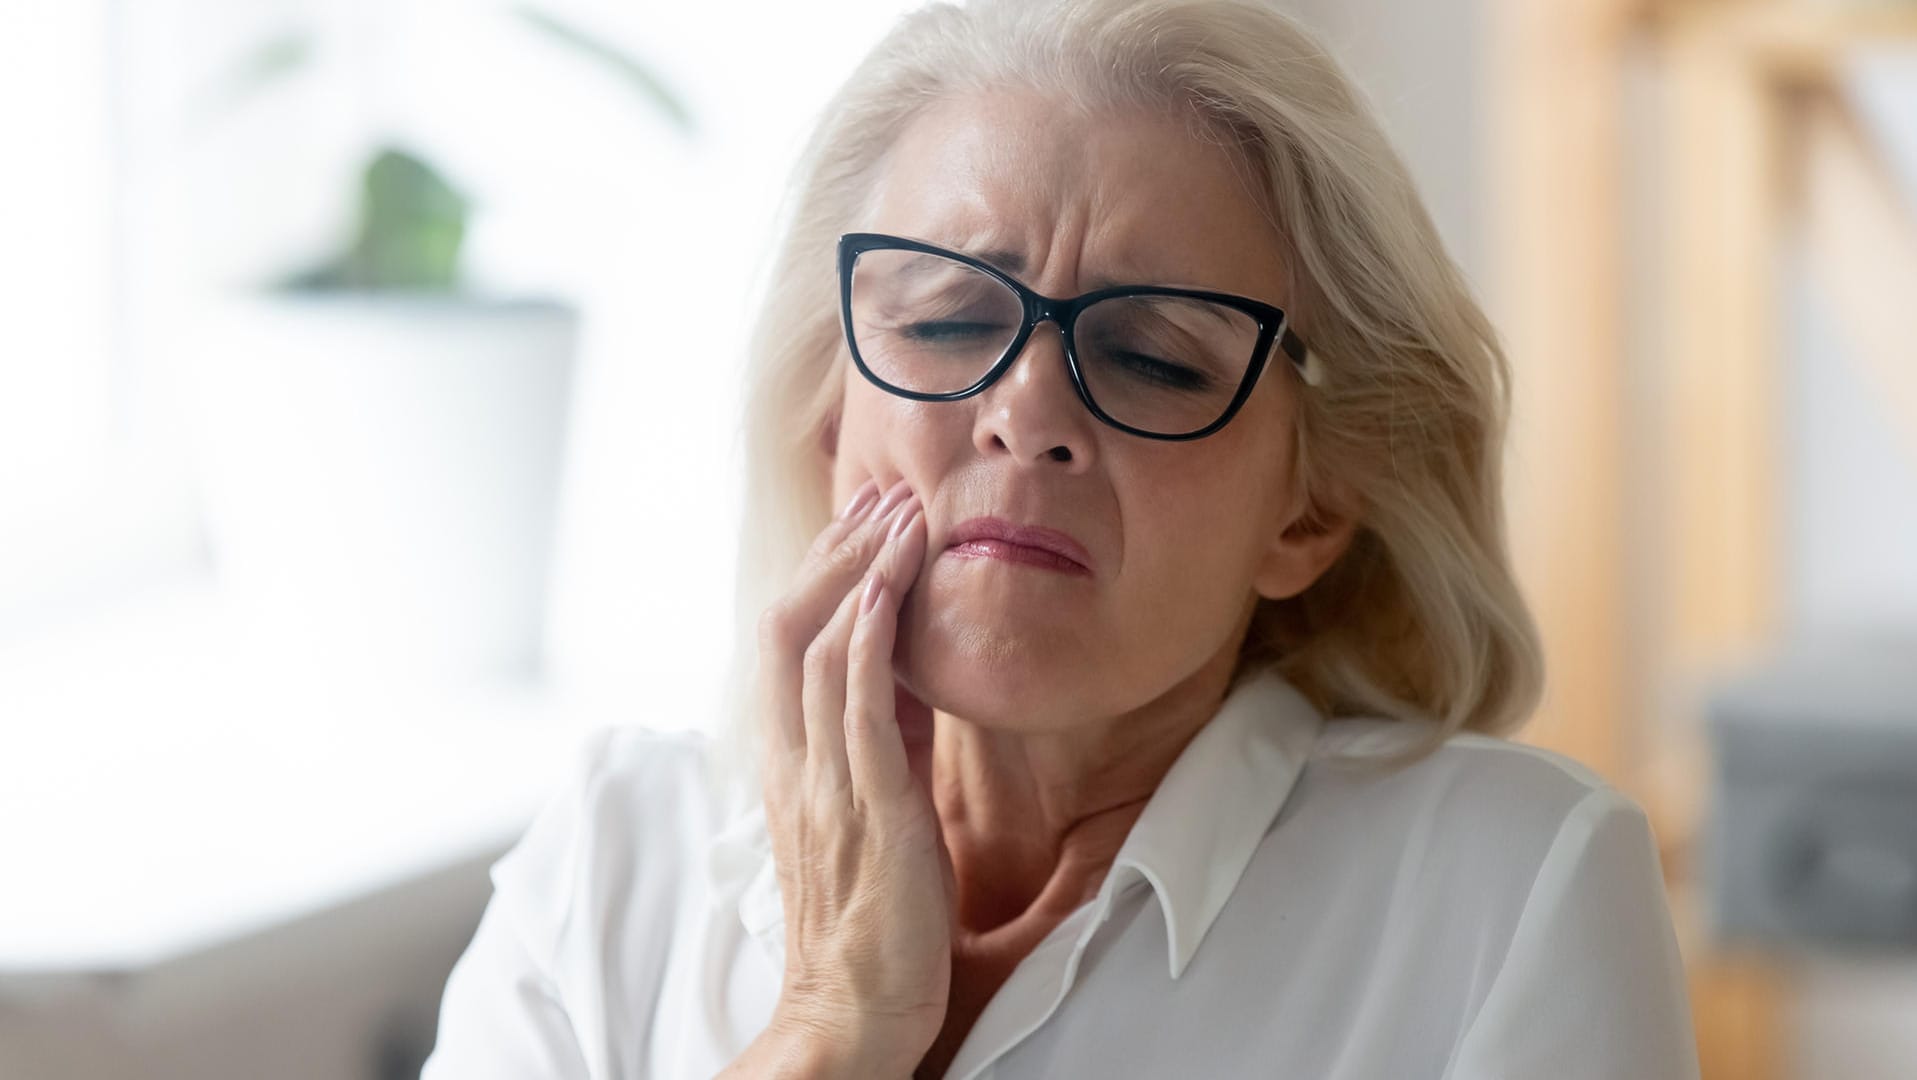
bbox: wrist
[762,1007,920,1080]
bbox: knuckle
[803,761,850,803]
[757,602,800,654]
[843,698,875,736]
[801,635,843,682]
[821,533,870,576]
[806,517,854,556]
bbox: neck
[929,637,1244,940]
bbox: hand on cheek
[751,476,957,1072]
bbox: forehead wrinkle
[903,224,1224,293]
[881,209,1211,293]
[867,96,1282,301]
[876,202,1271,302]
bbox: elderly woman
[424,0,1699,1077]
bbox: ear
[1251,485,1359,601]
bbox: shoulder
[521,724,728,853]
[486,724,740,957]
[426,726,758,1076]
[1305,716,1642,830]
[1281,717,1659,901]
[1213,715,1693,1073]
[1259,720,1685,1037]
[568,724,736,826]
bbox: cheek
[838,383,967,477]
[1123,502,1250,609]
[829,377,899,487]
[1121,462,1277,600]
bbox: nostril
[1048,446,1071,462]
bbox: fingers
[801,489,922,799]
[799,563,869,796]
[844,501,928,810]
[758,478,911,761]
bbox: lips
[943,516,1093,576]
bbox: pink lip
[943,516,1093,576]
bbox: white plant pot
[181,293,578,684]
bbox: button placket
[943,895,1113,1080]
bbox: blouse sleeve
[1445,787,1702,1080]
[420,729,615,1080]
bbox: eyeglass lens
[847,248,1260,437]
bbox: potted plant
[180,7,691,685]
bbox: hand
[752,477,955,1076]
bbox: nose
[971,318,1097,470]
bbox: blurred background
[0,0,1912,1076]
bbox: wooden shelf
[1650,1,1917,84]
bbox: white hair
[708,0,1545,794]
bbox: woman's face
[828,87,1353,731]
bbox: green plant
[213,4,693,292]
[284,147,469,291]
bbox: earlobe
[1251,499,1359,602]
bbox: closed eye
[1110,350,1214,391]
[902,320,1009,343]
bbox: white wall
[1280,0,1488,289]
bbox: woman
[424,0,1700,1077]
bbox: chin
[894,592,1098,730]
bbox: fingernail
[860,569,885,614]
[874,479,914,518]
[886,502,921,544]
[837,479,880,521]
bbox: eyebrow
[954,242,1249,338]
[970,246,1027,274]
[968,245,1155,292]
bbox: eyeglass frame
[836,230,1314,442]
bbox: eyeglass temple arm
[1276,322,1324,388]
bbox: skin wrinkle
[822,85,1358,1075]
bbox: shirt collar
[704,666,1325,980]
[1099,666,1324,978]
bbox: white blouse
[422,669,1700,1079]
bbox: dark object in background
[1706,633,1917,951]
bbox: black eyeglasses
[836,231,1315,441]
